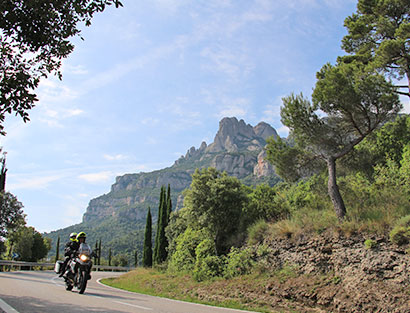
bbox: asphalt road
[0,271,256,313]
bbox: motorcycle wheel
[78,269,88,294]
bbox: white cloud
[217,97,250,119]
[163,97,201,119]
[277,125,289,137]
[142,117,160,126]
[78,171,113,183]
[400,95,410,114]
[8,174,64,190]
[63,64,88,75]
[81,43,178,92]
[103,154,128,161]
[262,98,284,123]
[152,0,190,14]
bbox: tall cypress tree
[142,207,153,267]
[108,248,112,266]
[163,184,172,260]
[166,184,172,222]
[154,186,167,264]
[55,236,60,262]
[98,239,102,266]
[154,187,162,263]
[94,241,98,265]
[0,153,6,192]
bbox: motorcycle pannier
[54,260,64,274]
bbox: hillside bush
[244,184,289,226]
[193,255,224,282]
[270,219,300,239]
[247,220,269,245]
[193,238,224,281]
[223,247,254,279]
[389,215,410,246]
[364,239,377,249]
[283,174,330,214]
[168,228,210,273]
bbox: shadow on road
[1,295,127,313]
[0,271,54,286]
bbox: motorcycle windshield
[78,243,92,256]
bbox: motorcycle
[64,243,93,294]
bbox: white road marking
[0,298,19,313]
[96,278,257,313]
[113,301,153,310]
[50,274,153,311]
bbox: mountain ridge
[45,117,281,262]
[83,117,278,223]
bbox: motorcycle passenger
[59,232,79,277]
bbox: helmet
[69,232,77,241]
[76,232,86,240]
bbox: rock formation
[83,117,279,223]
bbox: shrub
[193,255,224,282]
[364,239,377,249]
[270,219,299,238]
[389,215,410,246]
[390,227,410,246]
[168,228,209,273]
[247,220,269,245]
[223,247,254,279]
[193,238,224,281]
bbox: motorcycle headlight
[80,254,89,262]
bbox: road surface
[0,271,256,313]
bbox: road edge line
[0,298,19,313]
[96,278,257,313]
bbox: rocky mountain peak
[83,117,279,223]
[206,117,262,153]
[254,122,278,141]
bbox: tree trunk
[327,157,346,220]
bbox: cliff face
[82,117,279,223]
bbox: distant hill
[45,117,281,263]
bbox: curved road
[0,271,255,313]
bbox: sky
[1,0,409,233]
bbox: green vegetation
[6,226,51,262]
[142,208,153,267]
[154,185,171,264]
[102,267,284,312]
[0,151,50,261]
[100,1,410,300]
[0,0,123,135]
[364,239,377,250]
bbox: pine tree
[142,207,153,267]
[108,248,112,266]
[134,250,138,267]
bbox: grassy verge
[101,268,284,312]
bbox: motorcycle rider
[59,232,79,277]
[74,231,94,279]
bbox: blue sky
[1,0,409,233]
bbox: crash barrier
[0,260,130,272]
